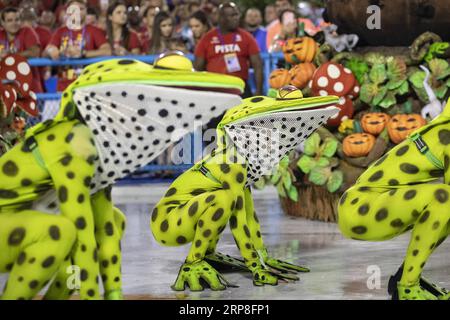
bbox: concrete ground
[2,184,450,300]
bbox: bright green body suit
[0,55,244,299]
[338,100,450,300]
[151,89,340,290]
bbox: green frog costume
[151,86,340,291]
[338,99,450,300]
[0,53,244,300]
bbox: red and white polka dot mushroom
[309,62,360,127]
[0,54,38,118]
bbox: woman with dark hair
[106,0,141,56]
[188,10,211,50]
[149,10,178,54]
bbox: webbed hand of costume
[171,260,237,291]
[259,248,310,273]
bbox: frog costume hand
[0,53,244,300]
[338,99,450,300]
[151,86,340,291]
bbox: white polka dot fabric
[224,106,339,186]
[72,84,241,194]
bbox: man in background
[194,2,262,98]
[243,7,267,53]
[0,7,42,92]
[45,0,111,91]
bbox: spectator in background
[20,6,52,50]
[188,10,211,51]
[264,4,277,25]
[0,7,43,92]
[194,2,262,97]
[140,5,159,53]
[39,10,56,30]
[268,9,299,52]
[86,6,99,26]
[201,1,219,26]
[243,7,267,53]
[127,4,143,38]
[149,11,174,54]
[106,0,141,55]
[266,0,319,47]
[173,1,191,47]
[45,0,111,91]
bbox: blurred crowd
[0,0,327,95]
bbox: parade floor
[2,184,450,300]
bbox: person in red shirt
[138,5,159,54]
[105,1,141,56]
[20,6,52,50]
[45,0,111,92]
[194,2,263,97]
[0,7,43,93]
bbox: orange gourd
[361,112,391,135]
[282,37,318,64]
[387,114,426,144]
[343,133,376,157]
[289,63,316,89]
[269,69,291,89]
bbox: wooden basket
[280,183,342,222]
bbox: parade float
[256,0,450,222]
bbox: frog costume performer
[151,86,340,291]
[338,99,450,300]
[0,53,244,300]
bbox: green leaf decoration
[326,170,344,193]
[345,58,369,84]
[267,88,278,98]
[279,156,290,168]
[396,80,409,95]
[447,78,450,87]
[435,85,448,99]
[386,79,404,90]
[276,182,287,198]
[429,59,450,80]
[304,132,320,156]
[373,86,388,106]
[322,138,338,157]
[297,155,317,174]
[360,83,378,104]
[386,57,407,82]
[283,172,292,190]
[287,185,298,202]
[316,157,330,167]
[369,64,387,84]
[409,70,425,88]
[270,171,282,184]
[379,92,397,108]
[364,52,386,66]
[309,166,329,186]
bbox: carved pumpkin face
[269,69,291,89]
[387,114,426,144]
[343,133,376,158]
[282,36,318,65]
[361,112,390,135]
[289,62,316,89]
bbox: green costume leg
[339,184,450,300]
[91,188,124,300]
[0,211,76,300]
[38,124,101,300]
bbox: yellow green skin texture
[338,100,450,300]
[0,58,243,299]
[151,95,339,291]
[0,120,126,300]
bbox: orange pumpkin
[361,112,391,135]
[343,133,376,157]
[289,63,316,89]
[387,114,427,144]
[282,37,318,64]
[269,69,291,89]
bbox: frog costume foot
[388,264,449,300]
[397,282,438,300]
[104,289,123,300]
[204,252,249,272]
[171,260,238,291]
